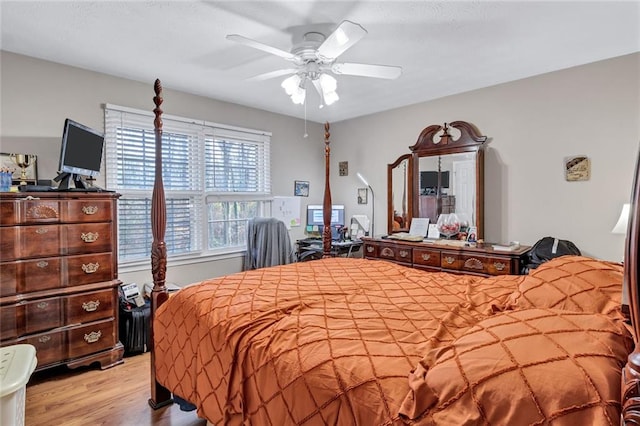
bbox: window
[104,105,271,264]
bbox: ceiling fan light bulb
[291,88,306,105]
[281,74,301,95]
[324,90,339,105]
[319,73,337,92]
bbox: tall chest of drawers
[0,192,124,371]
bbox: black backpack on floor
[526,236,581,272]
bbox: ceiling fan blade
[317,20,367,60]
[332,62,402,79]
[226,34,298,62]
[247,69,298,82]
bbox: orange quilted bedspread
[154,256,631,425]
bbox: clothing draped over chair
[244,217,295,270]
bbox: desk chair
[244,218,295,270]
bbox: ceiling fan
[226,20,402,106]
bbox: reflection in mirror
[387,154,412,234]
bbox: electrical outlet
[339,161,348,176]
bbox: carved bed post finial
[323,122,333,258]
[148,78,172,409]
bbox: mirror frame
[387,153,414,234]
[387,121,487,238]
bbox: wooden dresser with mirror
[370,120,531,277]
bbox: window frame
[103,104,272,267]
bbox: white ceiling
[1,1,639,124]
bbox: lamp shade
[612,203,631,234]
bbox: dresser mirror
[387,154,413,232]
[386,121,487,238]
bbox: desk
[296,238,363,261]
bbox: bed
[146,80,640,425]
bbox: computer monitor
[420,171,450,193]
[306,204,345,227]
[54,119,105,189]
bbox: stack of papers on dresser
[387,218,430,241]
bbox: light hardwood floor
[25,352,207,426]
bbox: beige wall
[332,53,640,261]
[2,51,639,287]
[0,51,325,286]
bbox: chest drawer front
[19,200,61,224]
[63,200,113,223]
[440,252,462,270]
[0,305,17,340]
[0,227,19,261]
[65,252,114,286]
[413,248,441,267]
[363,242,379,258]
[62,222,113,254]
[67,289,115,323]
[379,244,413,262]
[18,329,65,368]
[460,255,489,274]
[19,257,63,293]
[68,319,117,359]
[0,262,17,296]
[22,297,64,334]
[17,225,61,259]
[485,257,513,275]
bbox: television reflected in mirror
[54,118,105,190]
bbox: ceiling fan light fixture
[323,90,339,106]
[281,74,301,95]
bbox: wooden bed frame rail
[146,79,640,424]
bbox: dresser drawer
[379,244,413,263]
[62,222,113,255]
[68,319,117,359]
[363,242,379,258]
[484,257,513,275]
[65,252,114,286]
[63,200,114,223]
[2,257,63,295]
[1,199,61,225]
[0,305,17,340]
[18,329,65,368]
[21,297,64,334]
[1,225,61,261]
[413,247,441,267]
[67,289,115,323]
[440,252,462,270]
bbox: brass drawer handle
[82,262,100,274]
[38,335,51,343]
[84,331,102,344]
[36,260,49,268]
[444,256,456,265]
[82,205,98,215]
[81,232,99,243]
[35,227,48,234]
[36,301,49,309]
[421,253,431,261]
[494,262,506,271]
[399,250,410,258]
[82,300,100,312]
[381,247,394,257]
[366,246,374,253]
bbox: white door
[453,160,476,225]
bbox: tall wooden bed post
[322,122,333,258]
[148,79,173,409]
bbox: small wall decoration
[294,180,309,197]
[357,188,368,204]
[564,155,590,181]
[339,161,348,176]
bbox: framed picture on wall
[294,180,309,197]
[357,188,368,204]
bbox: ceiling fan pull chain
[303,96,308,138]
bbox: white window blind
[104,105,271,263]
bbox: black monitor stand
[54,172,89,190]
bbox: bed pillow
[504,255,623,314]
[398,308,633,425]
